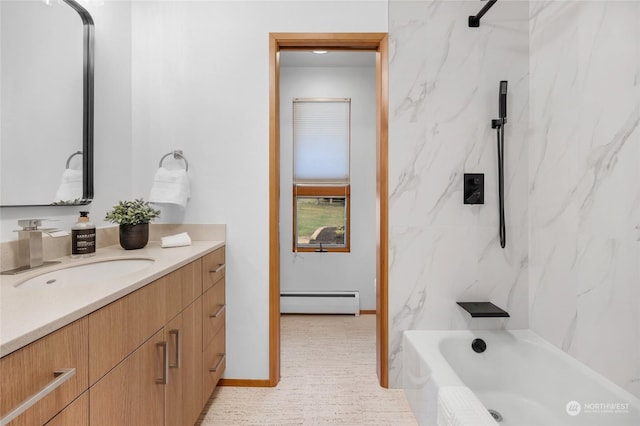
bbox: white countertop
[0,240,224,357]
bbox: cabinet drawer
[203,279,225,348]
[203,327,225,402]
[0,318,88,426]
[45,391,88,426]
[165,259,202,322]
[88,278,166,384]
[202,248,225,291]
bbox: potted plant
[105,198,160,250]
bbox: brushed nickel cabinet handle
[209,264,225,274]
[156,341,169,384]
[169,329,182,369]
[209,304,226,318]
[0,368,76,426]
[209,354,226,372]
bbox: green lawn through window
[296,198,346,242]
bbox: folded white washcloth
[161,232,192,248]
[149,167,190,208]
[54,168,82,202]
[437,386,497,426]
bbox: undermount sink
[15,258,155,290]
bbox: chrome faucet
[1,219,60,275]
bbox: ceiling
[279,51,376,68]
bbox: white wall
[528,0,640,398]
[388,0,530,386]
[131,1,387,380]
[0,0,132,241]
[279,63,377,310]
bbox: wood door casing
[269,32,389,388]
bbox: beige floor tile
[199,315,417,426]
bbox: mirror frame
[0,0,94,207]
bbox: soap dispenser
[71,211,96,258]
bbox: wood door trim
[269,32,389,388]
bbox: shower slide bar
[491,81,508,248]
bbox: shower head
[499,80,508,120]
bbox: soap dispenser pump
[71,211,96,258]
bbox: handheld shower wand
[499,80,508,122]
[492,81,508,248]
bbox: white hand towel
[149,167,190,208]
[54,168,82,202]
[161,232,192,248]
[437,386,497,426]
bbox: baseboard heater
[280,291,360,316]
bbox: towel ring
[159,150,189,172]
[65,151,83,168]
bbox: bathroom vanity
[0,241,225,425]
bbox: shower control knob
[463,173,484,205]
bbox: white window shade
[293,99,350,184]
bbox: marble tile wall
[389,0,639,396]
[388,0,530,386]
[529,1,640,397]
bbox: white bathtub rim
[402,328,640,408]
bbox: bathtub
[403,330,640,426]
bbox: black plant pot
[119,223,149,250]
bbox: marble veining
[388,0,530,387]
[389,0,638,398]
[529,0,640,397]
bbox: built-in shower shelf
[457,302,510,318]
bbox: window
[292,99,350,252]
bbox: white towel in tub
[437,386,497,426]
[149,167,190,208]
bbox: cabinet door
[0,318,88,426]
[165,298,203,426]
[45,392,88,426]
[88,277,166,385]
[165,260,202,323]
[183,298,203,425]
[89,329,165,426]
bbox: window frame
[291,98,351,253]
[292,185,351,252]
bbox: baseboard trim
[218,378,273,387]
[360,310,376,315]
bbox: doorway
[269,33,389,388]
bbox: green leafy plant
[104,198,160,225]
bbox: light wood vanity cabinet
[45,392,89,426]
[0,319,88,426]
[201,249,227,402]
[89,329,165,426]
[202,247,225,292]
[165,298,203,426]
[89,247,225,426]
[87,276,166,385]
[1,245,225,426]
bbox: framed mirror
[0,0,94,207]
